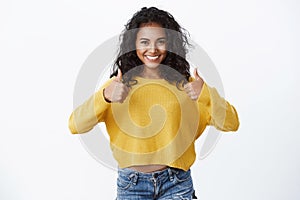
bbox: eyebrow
[139,37,166,40]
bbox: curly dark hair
[110,7,192,88]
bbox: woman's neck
[140,67,162,79]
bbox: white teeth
[146,55,159,60]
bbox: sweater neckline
[134,76,167,82]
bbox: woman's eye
[140,40,149,45]
[157,39,166,45]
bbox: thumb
[193,68,201,80]
[116,68,122,82]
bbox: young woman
[69,7,239,200]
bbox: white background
[1,0,299,199]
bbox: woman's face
[135,22,167,69]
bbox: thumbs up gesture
[103,69,130,103]
[184,68,204,101]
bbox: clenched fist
[103,69,130,103]
[184,68,204,101]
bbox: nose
[148,43,157,53]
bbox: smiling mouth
[145,55,160,61]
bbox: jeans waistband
[118,167,189,183]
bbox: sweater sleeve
[198,82,240,132]
[68,78,114,134]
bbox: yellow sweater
[68,76,239,171]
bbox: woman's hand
[104,69,130,103]
[184,69,204,101]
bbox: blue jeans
[116,167,195,200]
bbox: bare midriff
[128,164,168,173]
